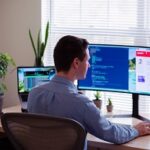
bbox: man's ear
[72,57,80,69]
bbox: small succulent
[108,98,112,106]
[94,91,101,100]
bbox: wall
[0,0,41,107]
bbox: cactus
[108,98,112,106]
[94,91,101,100]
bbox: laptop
[17,66,55,111]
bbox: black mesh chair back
[1,113,86,150]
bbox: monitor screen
[17,66,55,94]
[78,44,150,95]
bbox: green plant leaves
[108,98,112,105]
[0,53,16,93]
[29,21,49,66]
[44,22,49,47]
[94,91,101,100]
[0,53,15,78]
[29,29,37,57]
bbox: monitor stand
[18,94,28,112]
[107,93,149,121]
[132,93,139,118]
[132,93,149,121]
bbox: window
[41,0,150,115]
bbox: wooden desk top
[88,133,150,150]
[1,105,150,150]
[3,105,21,113]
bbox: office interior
[1,0,150,120]
[1,1,150,149]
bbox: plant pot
[107,105,113,112]
[93,99,102,109]
[0,94,4,116]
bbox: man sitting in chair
[27,35,150,149]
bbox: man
[28,35,150,147]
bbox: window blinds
[41,0,150,113]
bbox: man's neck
[57,72,76,82]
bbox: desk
[1,105,150,150]
[88,117,150,150]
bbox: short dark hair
[54,35,89,72]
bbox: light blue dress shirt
[27,75,139,147]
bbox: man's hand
[134,122,150,136]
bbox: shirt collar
[52,75,78,93]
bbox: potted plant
[106,98,113,112]
[93,91,102,109]
[0,52,15,114]
[29,22,49,66]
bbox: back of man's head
[54,35,89,72]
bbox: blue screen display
[17,66,55,94]
[78,44,150,95]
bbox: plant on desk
[106,98,113,112]
[93,91,102,109]
[0,52,15,114]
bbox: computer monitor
[78,44,150,95]
[17,66,55,94]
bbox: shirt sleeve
[83,101,139,144]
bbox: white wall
[0,0,41,107]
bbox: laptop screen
[17,66,55,94]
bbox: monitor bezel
[77,43,150,96]
[17,66,55,95]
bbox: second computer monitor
[17,66,55,94]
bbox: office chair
[1,113,86,150]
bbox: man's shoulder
[73,92,92,104]
[29,83,50,94]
